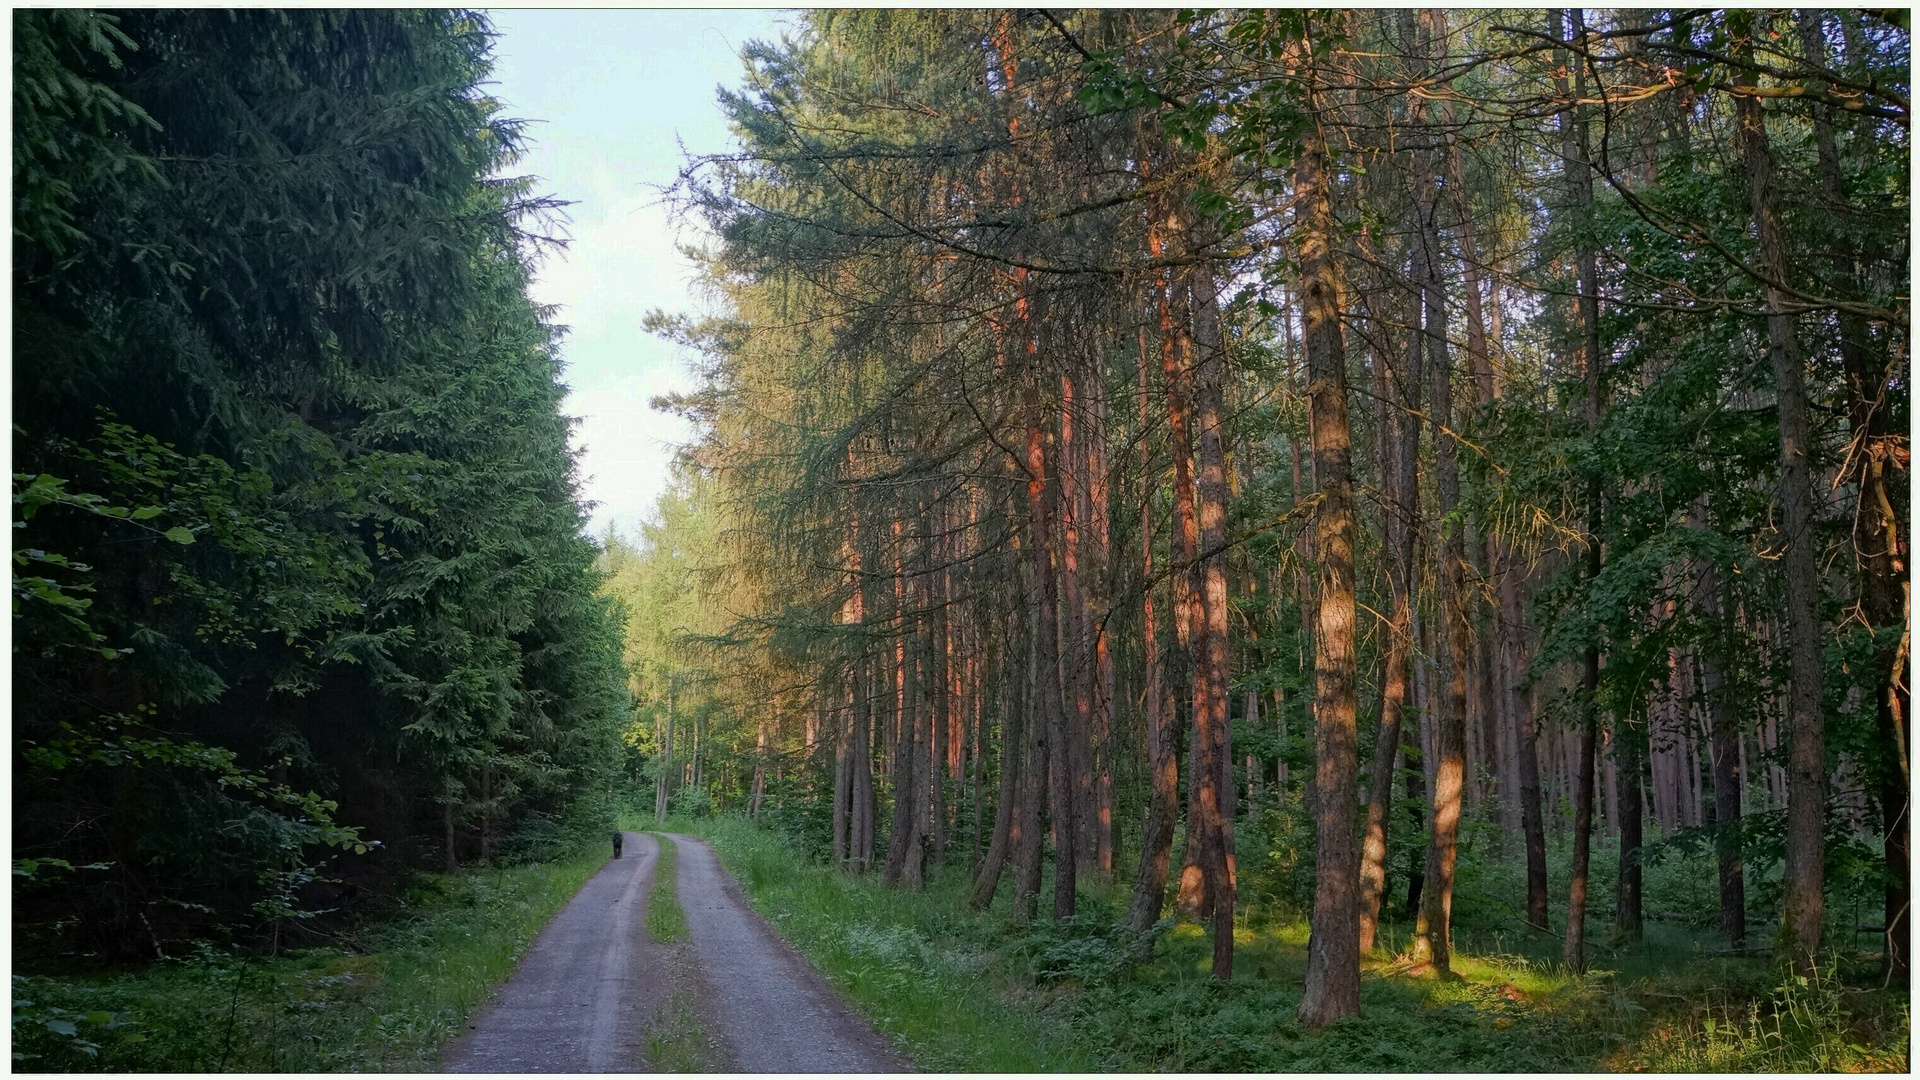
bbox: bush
[669,785,713,819]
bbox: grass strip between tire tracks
[645,833,687,944]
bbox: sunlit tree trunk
[1294,78,1361,1023]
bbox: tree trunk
[1731,11,1825,974]
[1058,368,1096,876]
[970,635,1021,909]
[750,720,770,820]
[1294,100,1362,1024]
[1615,731,1644,942]
[1409,15,1468,968]
[1161,230,1209,926]
[1400,708,1427,919]
[1501,543,1550,930]
[852,656,876,872]
[1191,264,1236,981]
[833,677,851,866]
[655,684,674,824]
[1026,364,1077,920]
[1013,599,1047,925]
[1558,7,1606,975]
[1357,154,1421,954]
[1128,301,1181,937]
[1796,9,1908,983]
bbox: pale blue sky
[485,8,791,540]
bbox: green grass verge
[645,833,687,944]
[12,847,608,1072]
[673,813,1086,1071]
[675,813,1910,1073]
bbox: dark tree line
[13,9,628,959]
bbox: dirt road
[442,830,907,1073]
[668,833,910,1073]
[441,831,664,1072]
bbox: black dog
[612,831,624,859]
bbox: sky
[484,9,791,541]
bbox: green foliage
[1014,913,1143,985]
[13,8,626,959]
[1629,964,1909,1072]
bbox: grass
[672,813,1088,1071]
[641,986,711,1072]
[679,812,1911,1074]
[11,846,608,1072]
[631,828,711,1071]
[645,833,688,944]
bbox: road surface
[669,832,910,1072]
[442,830,908,1073]
[442,832,664,1072]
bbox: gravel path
[442,832,664,1073]
[668,833,911,1073]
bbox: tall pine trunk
[1731,11,1826,973]
[1558,7,1607,974]
[1128,272,1181,936]
[1191,265,1236,981]
[1294,92,1362,1024]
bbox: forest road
[442,831,664,1072]
[667,832,912,1073]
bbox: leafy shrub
[669,784,713,819]
[1014,913,1138,984]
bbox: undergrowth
[11,846,607,1071]
[686,812,1910,1073]
[675,813,1083,1071]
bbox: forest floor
[674,813,1911,1073]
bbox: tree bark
[833,677,851,865]
[1558,7,1606,975]
[1026,359,1077,920]
[970,613,1022,909]
[1615,731,1644,942]
[1357,151,1421,954]
[1731,11,1826,974]
[1128,283,1181,937]
[1501,541,1550,929]
[1191,263,1236,981]
[1294,96,1362,1025]
[1409,11,1468,970]
[1796,9,1908,983]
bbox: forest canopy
[603,6,1910,1023]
